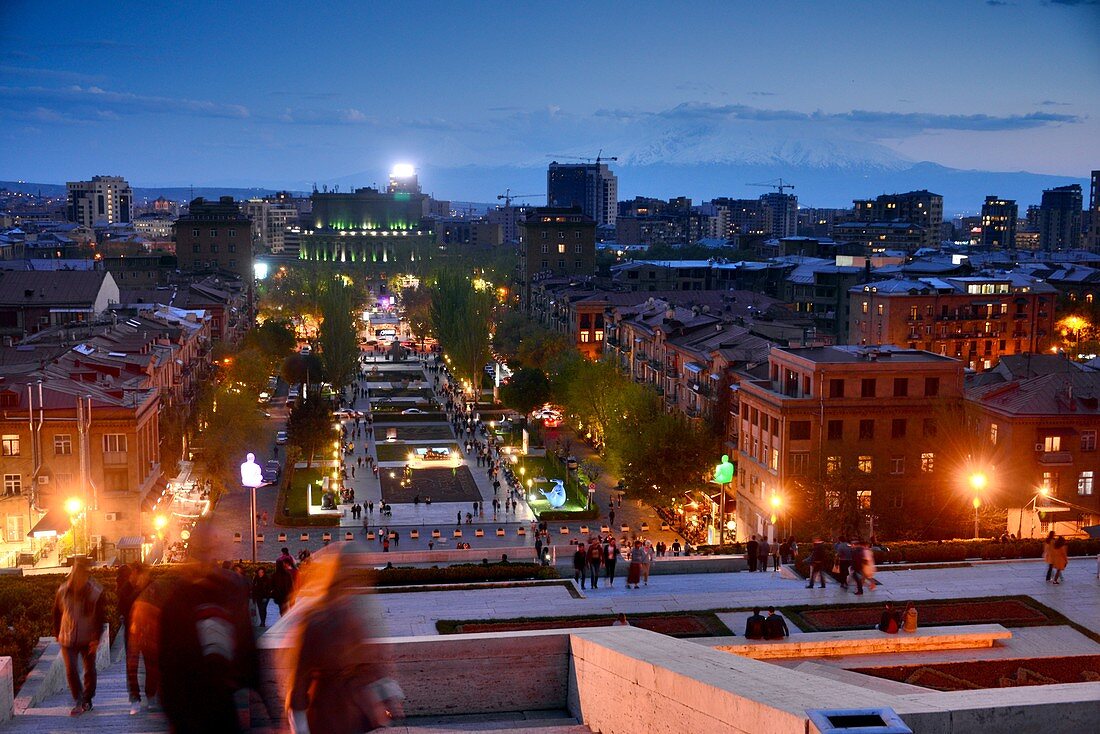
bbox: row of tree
[428,271,495,400]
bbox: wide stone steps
[397,711,591,733]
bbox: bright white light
[254,261,269,280]
[392,163,415,178]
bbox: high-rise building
[517,207,596,309]
[174,197,253,281]
[979,196,1017,249]
[851,190,943,250]
[387,164,421,195]
[759,192,798,239]
[243,198,301,254]
[66,175,133,227]
[1037,184,1083,251]
[547,162,617,227]
[1087,170,1100,252]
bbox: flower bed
[438,611,731,638]
[788,596,1055,633]
[854,655,1100,691]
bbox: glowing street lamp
[65,497,84,556]
[968,471,987,539]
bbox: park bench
[432,529,441,538]
[409,529,420,539]
[256,534,264,543]
[600,525,610,533]
[712,623,1012,660]
[322,532,332,542]
[278,533,288,542]
[344,532,354,541]
[517,527,526,536]
[475,528,484,537]
[496,528,505,536]
[579,525,589,534]
[453,529,463,538]
[559,526,570,534]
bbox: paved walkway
[351,559,1100,638]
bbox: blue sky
[0,0,1097,201]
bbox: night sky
[1,0,1097,201]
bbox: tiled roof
[967,371,1100,416]
[0,270,111,305]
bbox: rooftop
[779,344,958,365]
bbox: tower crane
[546,148,619,165]
[747,178,795,194]
[497,190,543,207]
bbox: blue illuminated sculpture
[540,479,567,508]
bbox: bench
[600,525,610,534]
[579,525,589,535]
[233,532,242,543]
[712,623,1013,660]
[345,532,354,541]
[322,532,332,543]
[299,533,309,542]
[256,534,264,543]
[517,527,526,536]
[559,526,570,534]
[453,529,463,538]
[409,529,420,539]
[640,522,650,532]
[278,533,288,542]
[496,528,505,537]
[475,528,484,537]
[660,523,670,531]
[367,531,376,540]
[619,524,630,532]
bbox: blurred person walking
[53,557,105,716]
[128,566,170,714]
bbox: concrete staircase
[397,710,592,733]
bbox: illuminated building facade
[1038,184,1083,251]
[851,189,943,250]
[980,196,1018,249]
[517,207,596,309]
[297,186,435,274]
[66,175,133,228]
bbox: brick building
[734,345,964,542]
[174,197,253,282]
[518,208,596,310]
[848,273,1057,372]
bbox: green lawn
[517,455,592,515]
[276,467,338,526]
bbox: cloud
[1046,0,1098,6]
[1038,99,1071,106]
[0,84,250,120]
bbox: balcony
[103,451,128,466]
[1038,451,1072,466]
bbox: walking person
[746,535,759,573]
[604,538,619,586]
[806,537,826,589]
[757,537,770,572]
[127,566,167,714]
[641,540,654,586]
[627,540,645,589]
[1043,530,1057,581]
[1050,535,1069,584]
[572,543,588,590]
[833,537,852,589]
[53,557,106,716]
[586,539,603,589]
[771,539,781,571]
[251,567,272,627]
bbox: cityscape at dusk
[0,2,1099,733]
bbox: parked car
[275,430,288,445]
[288,386,300,400]
[333,408,364,419]
[401,408,426,415]
[263,460,281,483]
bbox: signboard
[588,482,596,494]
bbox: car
[258,391,271,403]
[275,430,288,445]
[288,387,300,399]
[333,408,364,419]
[300,345,312,355]
[263,460,281,483]
[401,408,426,415]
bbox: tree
[226,347,271,396]
[430,271,494,400]
[197,386,264,495]
[282,352,325,386]
[401,284,433,346]
[246,319,296,366]
[499,367,551,415]
[287,390,333,467]
[318,278,360,392]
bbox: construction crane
[546,148,619,165]
[497,189,543,207]
[747,178,795,194]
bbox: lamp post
[769,493,782,545]
[241,453,265,563]
[65,496,84,557]
[968,472,987,539]
[712,455,735,545]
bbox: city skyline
[1,0,1098,206]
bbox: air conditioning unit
[1034,443,1044,452]
[37,476,49,485]
[104,512,119,521]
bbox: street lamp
[968,472,987,539]
[65,496,84,555]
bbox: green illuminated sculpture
[714,454,734,484]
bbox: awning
[117,536,143,549]
[1083,525,1100,539]
[685,362,704,374]
[28,509,70,537]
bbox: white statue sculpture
[240,452,263,488]
[540,479,567,509]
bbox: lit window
[858,455,873,473]
[826,455,841,475]
[558,243,566,254]
[1078,471,1094,496]
[861,301,869,314]
[825,490,840,509]
[579,332,590,343]
[594,330,604,341]
[921,452,934,472]
[1043,435,1061,453]
[857,490,872,510]
[877,304,884,315]
[2,435,20,456]
[989,424,998,445]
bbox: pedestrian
[285,547,405,734]
[392,530,399,548]
[806,537,826,589]
[1043,530,1057,581]
[1050,535,1069,584]
[251,567,272,629]
[53,556,105,716]
[834,537,852,589]
[771,539,781,571]
[746,534,759,572]
[779,537,791,566]
[763,607,790,639]
[757,537,770,572]
[627,540,645,589]
[671,539,681,557]
[604,538,619,586]
[612,613,630,627]
[127,566,166,715]
[586,539,603,589]
[457,511,462,526]
[572,543,588,589]
[272,557,297,615]
[608,509,616,529]
[743,608,766,639]
[116,563,138,656]
[641,540,654,586]
[877,602,902,633]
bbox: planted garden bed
[438,610,732,638]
